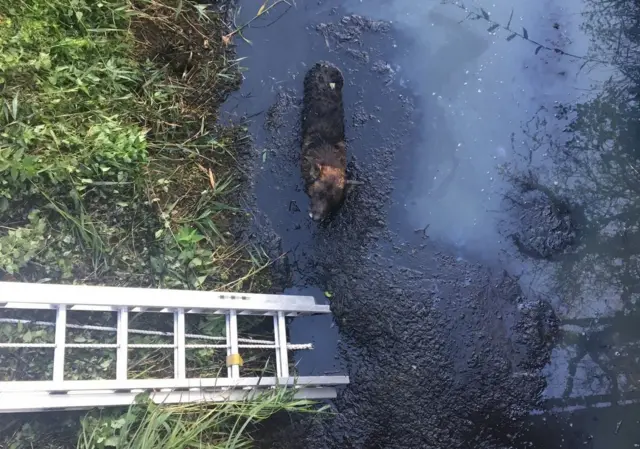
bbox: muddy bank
[327,248,557,449]
[258,243,559,448]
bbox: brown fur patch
[317,165,345,188]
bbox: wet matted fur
[301,61,347,221]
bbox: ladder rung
[226,311,239,379]
[274,312,289,378]
[117,307,128,380]
[53,306,66,382]
[174,309,186,380]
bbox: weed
[77,391,327,449]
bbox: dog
[301,61,361,221]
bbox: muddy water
[222,0,640,447]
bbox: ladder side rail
[0,387,341,412]
[0,282,329,315]
[0,376,351,392]
[0,302,329,316]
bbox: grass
[0,390,328,449]
[0,0,263,289]
[0,0,317,447]
[0,0,273,374]
[77,392,325,449]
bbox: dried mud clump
[508,176,577,259]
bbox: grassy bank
[0,0,261,289]
[0,0,314,447]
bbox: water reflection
[516,0,640,423]
[347,0,640,428]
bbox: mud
[316,15,390,47]
[224,8,563,448]
[370,60,398,85]
[345,48,370,65]
[351,105,375,128]
[259,244,559,449]
[265,89,299,132]
[506,176,578,260]
[324,250,558,449]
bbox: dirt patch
[505,174,578,260]
[325,250,558,449]
[132,0,240,113]
[265,89,300,132]
[370,59,397,85]
[352,103,376,127]
[317,14,390,47]
[345,48,370,64]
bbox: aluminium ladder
[0,281,349,413]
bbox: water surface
[222,0,640,446]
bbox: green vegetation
[0,0,263,289]
[0,0,315,447]
[78,394,322,449]
[2,392,326,449]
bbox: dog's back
[302,61,345,152]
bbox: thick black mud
[222,0,640,447]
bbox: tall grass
[78,391,327,449]
[0,389,328,449]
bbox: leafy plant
[0,210,47,274]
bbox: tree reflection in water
[513,0,640,408]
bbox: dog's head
[307,163,346,221]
